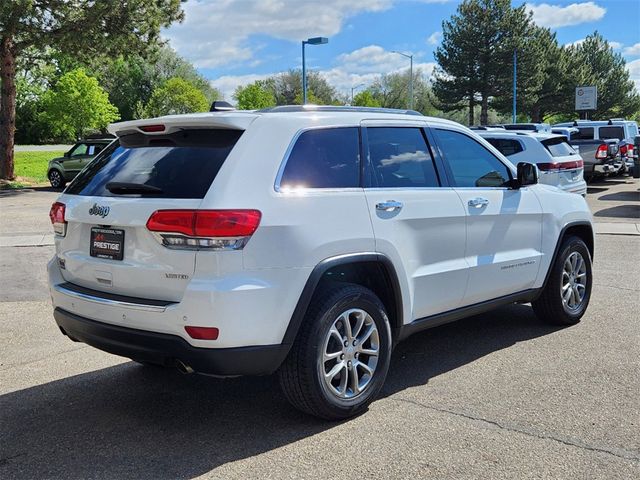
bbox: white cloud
[624,43,640,56]
[526,2,606,28]
[210,73,274,100]
[164,0,393,69]
[609,41,623,50]
[427,31,442,46]
[627,59,640,91]
[565,38,585,48]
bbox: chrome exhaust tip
[175,359,194,374]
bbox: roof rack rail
[257,105,423,116]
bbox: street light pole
[301,37,329,105]
[392,51,413,110]
[512,49,517,124]
[351,83,364,104]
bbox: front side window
[433,129,511,188]
[279,128,360,189]
[366,127,439,188]
[70,143,89,157]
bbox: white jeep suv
[48,106,594,419]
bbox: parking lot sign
[575,86,597,111]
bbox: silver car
[478,131,587,196]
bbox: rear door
[362,121,468,320]
[55,128,243,302]
[430,127,543,305]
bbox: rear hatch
[539,137,584,188]
[53,127,244,302]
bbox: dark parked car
[47,137,114,188]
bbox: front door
[430,127,543,305]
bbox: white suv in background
[48,106,594,419]
[478,131,587,196]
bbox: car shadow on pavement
[0,304,560,479]
[594,205,640,220]
[598,191,640,202]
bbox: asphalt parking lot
[1,178,638,479]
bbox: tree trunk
[530,104,541,123]
[468,94,475,126]
[0,36,17,180]
[480,94,489,126]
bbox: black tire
[278,283,392,420]
[532,235,592,325]
[48,169,66,189]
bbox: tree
[39,69,119,141]
[570,32,640,119]
[352,90,381,107]
[433,0,533,125]
[369,69,438,114]
[262,70,339,105]
[0,0,183,179]
[143,77,209,117]
[234,82,276,110]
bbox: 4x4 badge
[89,203,110,218]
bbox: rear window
[541,138,577,157]
[573,127,594,140]
[598,126,625,140]
[485,138,524,156]
[279,127,360,189]
[66,129,243,198]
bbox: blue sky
[163,0,640,99]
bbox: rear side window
[366,127,439,188]
[573,128,594,140]
[542,138,577,157]
[598,126,625,140]
[484,138,523,157]
[279,128,360,189]
[66,129,242,198]
[433,129,511,188]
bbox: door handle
[376,200,403,212]
[468,197,489,208]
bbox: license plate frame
[90,227,124,261]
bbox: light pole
[512,49,517,124]
[392,51,413,110]
[302,37,328,104]
[351,83,364,104]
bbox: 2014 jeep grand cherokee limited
[48,106,594,419]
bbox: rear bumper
[54,307,290,376]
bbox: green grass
[14,150,65,184]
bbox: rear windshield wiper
[106,182,163,195]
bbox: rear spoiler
[108,112,258,137]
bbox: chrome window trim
[274,125,360,193]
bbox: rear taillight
[139,124,165,133]
[595,144,608,160]
[620,144,634,157]
[49,202,66,236]
[146,209,261,250]
[537,160,584,171]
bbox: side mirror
[64,151,70,158]
[516,162,538,187]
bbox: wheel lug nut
[355,353,359,359]
[347,361,352,367]
[340,354,344,360]
[344,341,348,347]
[352,340,357,346]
